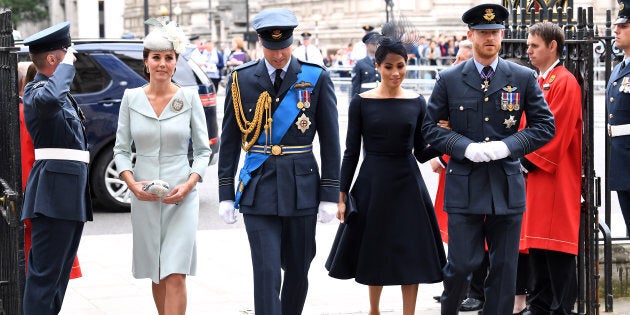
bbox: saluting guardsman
[607,0,630,238]
[21,22,92,315]
[217,7,340,315]
[351,31,381,97]
[422,4,555,315]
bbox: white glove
[485,141,510,160]
[464,143,492,163]
[317,201,337,223]
[61,47,76,65]
[219,200,237,224]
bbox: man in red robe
[521,21,583,314]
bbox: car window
[72,53,112,94]
[112,50,145,78]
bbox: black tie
[305,47,309,61]
[481,66,493,91]
[274,69,283,93]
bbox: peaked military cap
[362,31,379,44]
[615,0,630,24]
[23,21,72,54]
[362,25,375,32]
[252,8,298,50]
[462,4,508,30]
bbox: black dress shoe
[433,295,442,302]
[460,297,484,311]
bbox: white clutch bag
[142,180,170,197]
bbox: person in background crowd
[326,35,446,315]
[606,0,630,239]
[225,36,251,73]
[520,21,583,315]
[203,40,224,92]
[351,25,375,63]
[113,18,211,314]
[422,4,555,314]
[21,21,92,315]
[217,8,340,315]
[351,31,380,97]
[293,31,325,66]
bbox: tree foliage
[0,0,48,26]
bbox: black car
[17,39,219,212]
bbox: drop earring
[144,65,149,74]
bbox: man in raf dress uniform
[607,0,630,237]
[21,22,92,315]
[422,4,555,314]
[351,31,380,97]
[217,8,340,315]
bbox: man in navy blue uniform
[217,8,340,315]
[21,22,92,315]
[422,4,555,314]
[351,31,380,97]
[607,0,630,237]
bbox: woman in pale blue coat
[113,19,210,315]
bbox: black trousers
[468,251,489,301]
[527,249,577,315]
[441,213,522,315]
[22,216,84,315]
[617,190,630,237]
[243,214,317,315]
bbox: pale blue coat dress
[113,86,211,283]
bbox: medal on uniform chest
[171,98,184,112]
[482,80,490,92]
[503,115,517,128]
[297,90,304,109]
[303,90,311,109]
[501,86,520,111]
[295,113,311,133]
[294,81,314,110]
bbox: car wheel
[91,144,133,212]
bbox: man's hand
[61,47,77,65]
[464,143,492,163]
[317,201,337,223]
[485,141,510,160]
[218,200,237,224]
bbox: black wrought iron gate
[0,9,25,315]
[502,1,620,314]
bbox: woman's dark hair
[374,36,408,64]
[142,48,179,80]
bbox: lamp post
[312,14,321,47]
[385,0,394,23]
[173,4,182,25]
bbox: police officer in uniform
[421,4,555,315]
[217,8,340,315]
[21,22,92,315]
[607,0,630,237]
[351,31,380,97]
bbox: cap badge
[484,8,496,22]
[272,30,282,40]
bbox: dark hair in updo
[374,36,408,64]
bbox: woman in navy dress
[326,37,446,314]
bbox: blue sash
[234,64,323,209]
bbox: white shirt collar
[539,59,560,80]
[265,57,291,80]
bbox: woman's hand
[437,120,451,130]
[337,192,347,223]
[131,181,161,202]
[162,173,201,205]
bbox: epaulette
[298,59,326,70]
[233,59,260,72]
